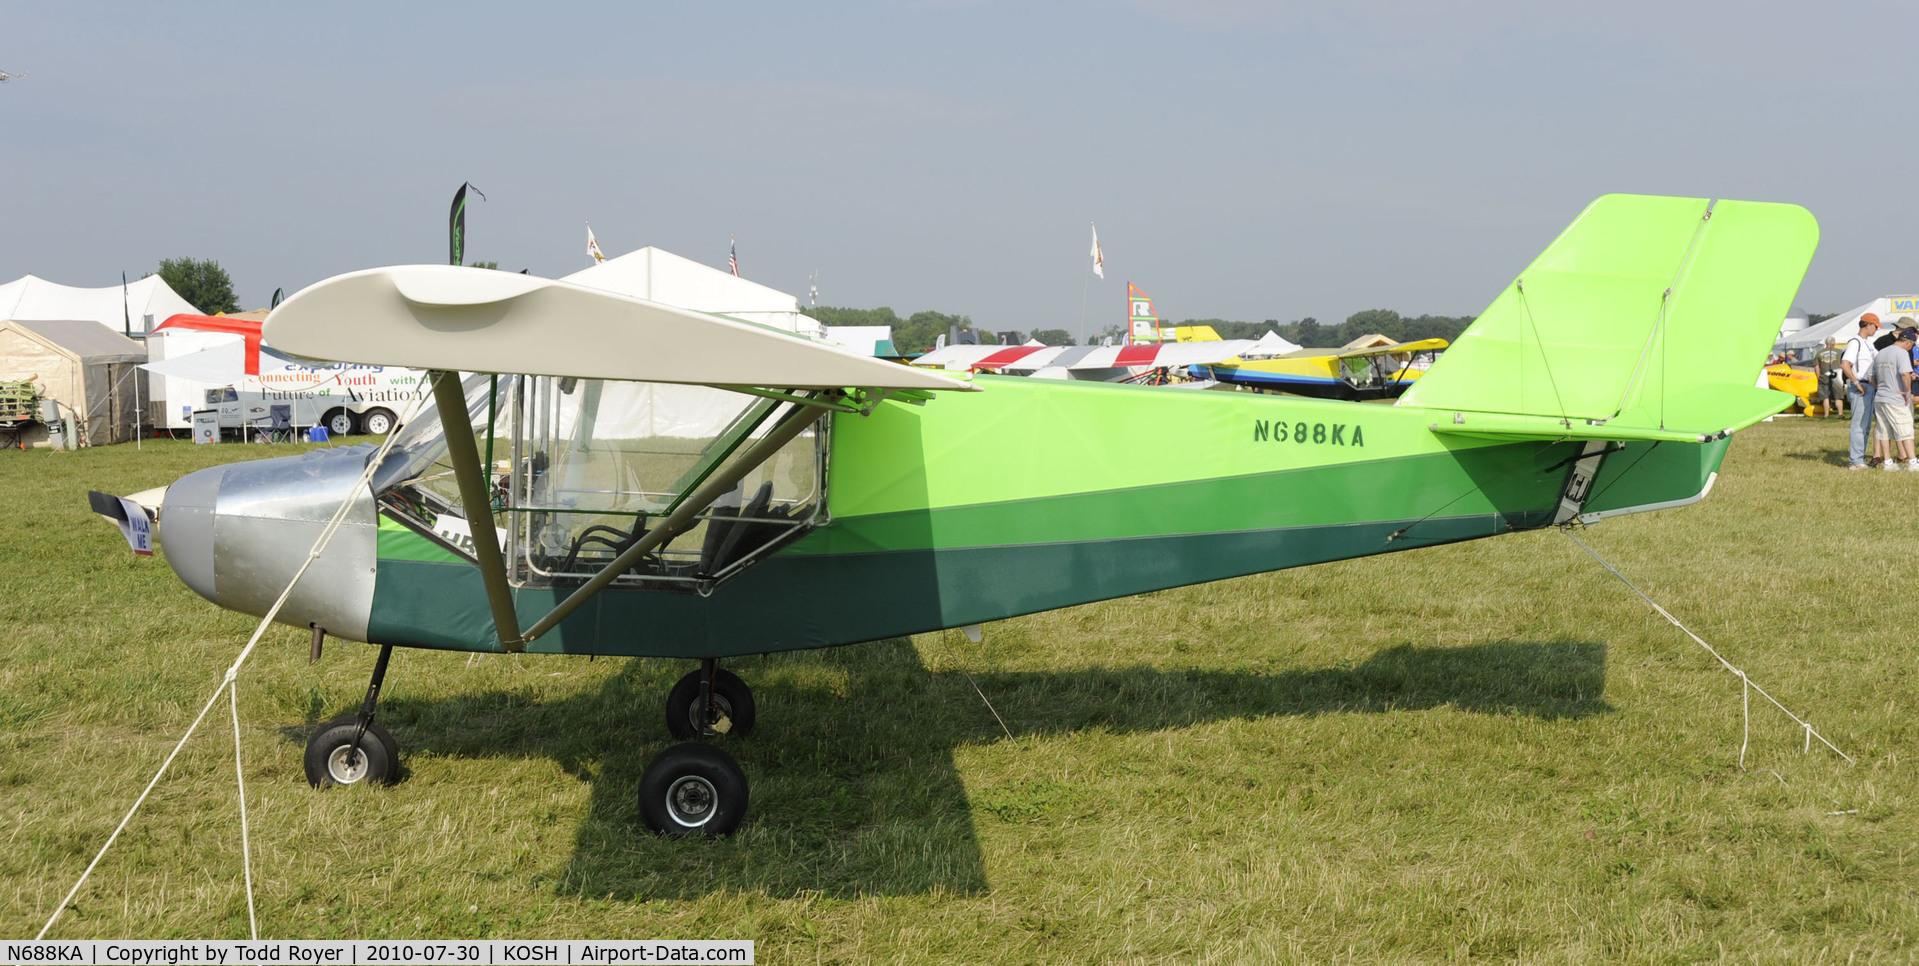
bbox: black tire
[637,743,749,836]
[664,668,756,739]
[361,407,398,436]
[303,717,399,788]
[322,408,358,437]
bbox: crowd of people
[1821,312,1919,470]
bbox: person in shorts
[1816,337,1846,417]
[1871,327,1918,469]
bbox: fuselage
[158,374,1726,659]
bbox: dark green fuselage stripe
[369,511,1531,659]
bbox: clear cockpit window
[371,373,827,590]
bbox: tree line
[816,305,1480,354]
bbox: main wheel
[637,743,749,836]
[303,717,400,788]
[323,408,358,436]
[664,668,756,739]
[360,407,399,436]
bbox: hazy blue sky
[4,1,1913,338]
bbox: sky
[4,1,1915,341]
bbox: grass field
[3,418,1916,961]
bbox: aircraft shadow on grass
[297,636,1607,900]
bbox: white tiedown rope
[1563,530,1854,767]
[38,385,435,940]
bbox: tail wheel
[360,408,399,436]
[664,668,756,739]
[638,743,749,836]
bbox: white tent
[1780,296,1919,351]
[0,274,202,335]
[482,247,831,438]
[823,325,898,357]
[0,319,147,445]
[563,247,822,338]
[1245,329,1305,358]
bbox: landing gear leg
[642,658,753,836]
[303,644,401,788]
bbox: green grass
[3,419,1915,961]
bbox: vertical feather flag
[1090,224,1104,279]
[587,225,605,263]
[448,182,484,266]
[1127,283,1161,345]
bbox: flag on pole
[809,270,819,308]
[1090,224,1104,279]
[586,225,605,263]
[729,235,739,276]
[449,182,484,266]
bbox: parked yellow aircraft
[1191,338,1450,401]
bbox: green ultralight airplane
[91,193,1816,836]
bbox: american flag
[729,235,739,276]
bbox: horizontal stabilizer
[1428,385,1793,443]
[265,265,978,393]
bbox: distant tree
[1807,312,1837,326]
[468,260,499,270]
[1030,328,1073,346]
[811,306,980,354]
[1294,317,1324,346]
[154,257,239,314]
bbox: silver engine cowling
[160,445,381,641]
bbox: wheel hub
[664,775,718,827]
[326,744,369,784]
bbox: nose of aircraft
[152,446,383,641]
[157,464,224,604]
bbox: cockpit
[373,375,827,593]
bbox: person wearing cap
[1870,327,1919,470]
[1816,336,1846,417]
[1843,313,1884,469]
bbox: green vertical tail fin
[1402,194,1819,442]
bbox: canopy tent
[1779,296,1919,351]
[0,319,146,445]
[1244,330,1305,357]
[823,325,899,357]
[0,274,202,335]
[563,247,823,338]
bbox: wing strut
[430,370,528,652]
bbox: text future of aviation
[93,195,1817,836]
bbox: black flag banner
[448,182,485,266]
